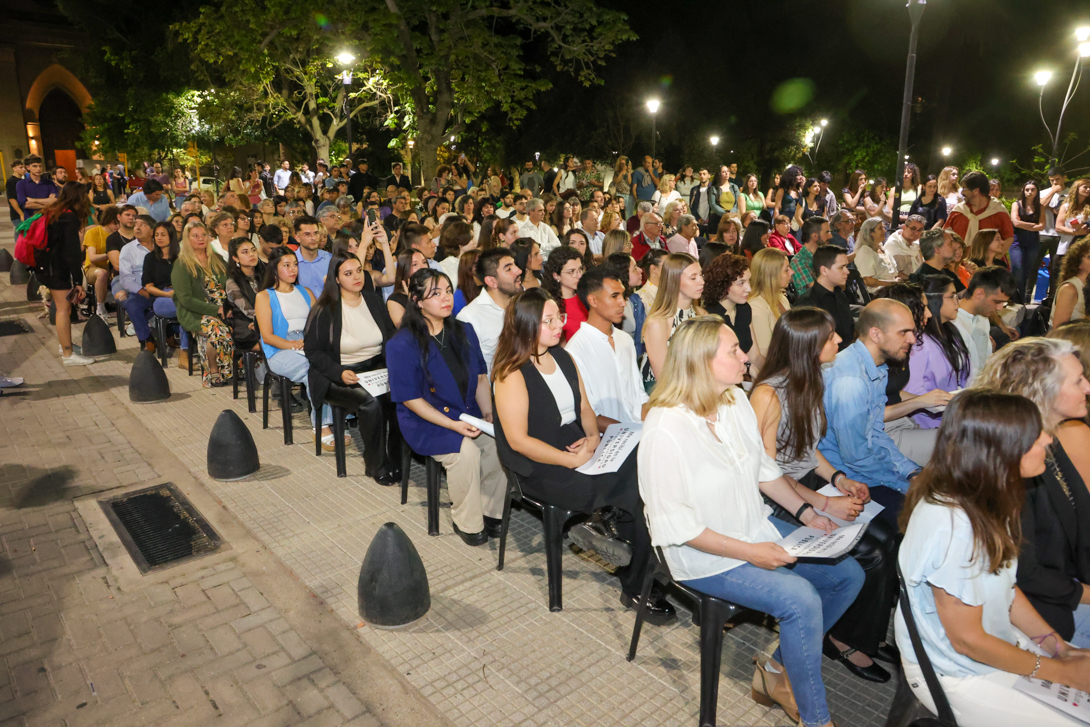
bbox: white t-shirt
[652,189,682,217]
[953,307,992,384]
[540,365,577,426]
[566,322,647,424]
[883,231,923,275]
[518,219,561,260]
[456,290,506,372]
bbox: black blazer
[303,292,396,419]
[1018,441,1090,640]
[494,346,583,480]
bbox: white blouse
[638,397,784,582]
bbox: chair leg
[279,376,293,445]
[262,375,271,429]
[156,318,169,369]
[244,352,258,413]
[400,442,411,505]
[331,406,347,478]
[117,304,127,337]
[425,459,441,536]
[626,558,660,661]
[497,480,516,571]
[187,336,196,376]
[697,599,733,727]
[542,505,576,612]
[883,668,937,727]
[232,351,241,400]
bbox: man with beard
[456,247,524,372]
[818,299,927,497]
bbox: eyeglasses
[542,314,568,328]
[561,267,584,277]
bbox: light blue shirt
[818,340,918,492]
[294,249,331,299]
[118,240,153,295]
[896,500,1020,678]
[126,190,171,222]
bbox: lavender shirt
[904,333,970,428]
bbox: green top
[743,193,765,213]
[170,260,227,334]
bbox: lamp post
[335,52,356,158]
[646,99,660,160]
[941,146,952,157]
[1036,28,1090,164]
[407,140,415,186]
[891,0,927,233]
[805,119,828,165]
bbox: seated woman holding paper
[492,288,672,623]
[386,269,506,547]
[751,307,901,684]
[302,251,401,484]
[638,315,864,727]
[896,390,1090,727]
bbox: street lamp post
[646,99,660,160]
[1036,29,1090,164]
[892,0,926,233]
[335,52,356,158]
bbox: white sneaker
[125,323,135,336]
[96,305,107,317]
[0,375,23,388]
[60,344,83,356]
[62,353,95,366]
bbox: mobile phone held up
[366,208,379,226]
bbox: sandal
[204,372,229,388]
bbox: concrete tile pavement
[0,216,897,726]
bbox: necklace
[431,327,446,348]
[1046,447,1076,507]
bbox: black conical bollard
[26,272,41,302]
[207,410,260,480]
[81,314,116,357]
[9,260,29,285]
[0,248,13,272]
[129,349,170,403]
[358,522,430,628]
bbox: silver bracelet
[1028,653,1042,679]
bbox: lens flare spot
[770,78,815,114]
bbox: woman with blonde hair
[854,217,899,293]
[641,253,704,389]
[171,221,234,386]
[711,215,743,253]
[937,166,961,208]
[652,174,681,217]
[1050,237,1090,327]
[967,229,1010,270]
[602,229,632,258]
[639,315,863,727]
[662,200,684,239]
[747,247,792,376]
[612,156,633,218]
[599,208,622,235]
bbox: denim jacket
[818,341,918,492]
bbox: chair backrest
[896,564,958,727]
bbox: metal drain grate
[0,320,30,337]
[100,484,223,573]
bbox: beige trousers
[432,435,507,532]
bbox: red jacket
[768,230,799,255]
[632,232,666,261]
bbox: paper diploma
[815,485,885,528]
[358,369,389,397]
[576,423,641,475]
[1015,678,1090,723]
[458,413,495,438]
[777,522,867,559]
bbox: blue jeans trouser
[122,292,155,342]
[683,517,865,727]
[152,296,188,348]
[1009,236,1040,303]
[266,333,331,428]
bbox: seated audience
[639,315,864,727]
[702,253,754,363]
[119,215,158,350]
[768,214,799,255]
[910,228,964,293]
[603,252,647,356]
[795,245,854,349]
[896,390,1089,727]
[510,238,542,290]
[1051,237,1090,328]
[386,249,429,327]
[224,237,266,353]
[387,269,504,545]
[303,251,401,483]
[141,222,186,356]
[171,221,234,386]
[748,247,793,376]
[853,217,900,293]
[453,250,481,314]
[954,266,1016,381]
[789,216,831,294]
[542,246,586,342]
[904,275,971,429]
[641,253,703,389]
[457,247,524,371]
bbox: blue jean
[683,517,865,727]
[1009,232,1040,303]
[266,332,331,428]
[1072,603,1090,649]
[122,292,155,342]
[152,295,188,348]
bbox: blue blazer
[386,323,487,456]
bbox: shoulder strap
[897,563,959,727]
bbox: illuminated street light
[335,52,357,154]
[1077,27,1090,42]
[941,146,952,156]
[1038,28,1090,163]
[335,51,356,66]
[1035,70,1053,86]
[991,158,1000,166]
[820,119,828,127]
[709,135,719,147]
[646,99,660,158]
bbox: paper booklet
[458,413,495,438]
[814,485,886,528]
[1014,678,1090,724]
[576,423,642,476]
[777,522,867,560]
[358,368,389,397]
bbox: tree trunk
[416,121,445,189]
[313,135,332,167]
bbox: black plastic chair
[150,315,178,370]
[883,565,958,727]
[495,470,580,612]
[117,303,128,338]
[262,371,298,445]
[314,404,350,477]
[626,545,749,727]
[400,443,442,535]
[232,350,261,413]
[186,334,199,376]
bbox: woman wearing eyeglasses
[542,246,586,342]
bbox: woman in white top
[641,253,703,388]
[1051,237,1090,327]
[639,316,864,727]
[651,174,682,217]
[896,390,1090,727]
[254,248,335,446]
[853,217,899,293]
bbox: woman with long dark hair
[908,174,948,230]
[88,173,115,212]
[386,248,429,327]
[142,222,185,353]
[897,390,1088,727]
[751,308,901,684]
[453,249,481,315]
[510,238,542,290]
[561,228,595,271]
[898,162,921,222]
[795,177,822,230]
[904,275,971,428]
[865,177,894,224]
[542,245,586,342]
[224,237,266,352]
[740,219,770,261]
[1010,180,1045,302]
[40,183,94,365]
[843,170,869,218]
[386,269,505,545]
[303,251,400,483]
[492,288,668,620]
[773,165,804,231]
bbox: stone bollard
[358,522,431,628]
[206,410,260,480]
[0,248,14,272]
[9,260,29,286]
[81,314,117,357]
[129,349,171,403]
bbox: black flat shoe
[369,469,397,486]
[452,523,488,547]
[483,517,503,538]
[822,636,890,683]
[874,642,901,665]
[620,589,677,626]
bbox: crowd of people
[8,148,1090,727]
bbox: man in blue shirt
[632,155,659,202]
[119,215,158,348]
[126,179,171,222]
[293,215,332,296]
[818,299,922,496]
[15,155,57,214]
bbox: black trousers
[325,357,402,477]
